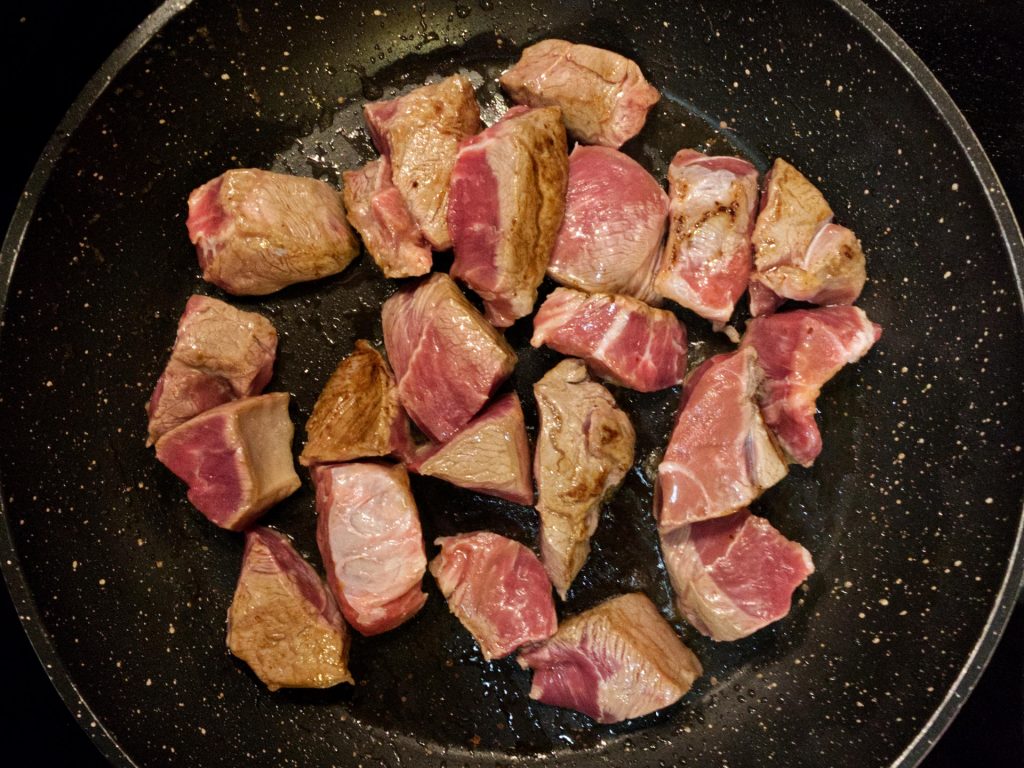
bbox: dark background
[1,1,1021,765]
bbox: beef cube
[408,393,532,505]
[548,145,667,304]
[300,340,411,466]
[655,150,759,326]
[448,106,569,327]
[146,294,276,445]
[517,593,702,723]
[749,158,866,315]
[382,273,517,442]
[314,462,427,636]
[533,359,635,598]
[155,393,300,530]
[739,306,881,466]
[531,287,687,392]
[187,168,359,295]
[500,40,660,148]
[656,348,787,531]
[227,527,353,690]
[660,509,815,641]
[364,74,482,250]
[342,158,432,278]
[430,531,557,660]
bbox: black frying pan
[2,1,1023,766]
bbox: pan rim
[0,1,1021,767]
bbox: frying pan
[2,1,1022,766]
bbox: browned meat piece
[187,168,360,295]
[753,159,832,271]
[341,158,432,278]
[407,393,533,505]
[749,158,867,315]
[500,40,660,148]
[145,294,277,445]
[533,359,636,598]
[364,75,482,250]
[227,527,353,691]
[448,106,569,327]
[300,341,411,466]
[155,393,301,530]
[517,593,702,723]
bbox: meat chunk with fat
[740,306,882,467]
[448,105,569,327]
[660,509,815,641]
[548,145,667,304]
[500,40,660,148]
[382,273,517,443]
[342,158,432,278]
[407,393,532,505]
[155,393,301,531]
[300,340,411,466]
[187,168,359,295]
[227,527,353,690]
[531,287,687,392]
[517,593,701,724]
[749,158,867,315]
[314,462,427,636]
[655,150,759,326]
[656,348,787,531]
[533,359,635,598]
[429,531,557,660]
[146,294,277,445]
[364,74,482,250]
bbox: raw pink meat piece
[655,348,787,530]
[430,531,556,660]
[655,150,759,326]
[342,158,431,278]
[381,273,517,442]
[660,509,815,641]
[739,306,881,466]
[155,393,300,531]
[548,145,667,303]
[314,462,427,636]
[531,287,687,392]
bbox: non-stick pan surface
[1,1,1022,766]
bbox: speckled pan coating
[0,1,1021,767]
